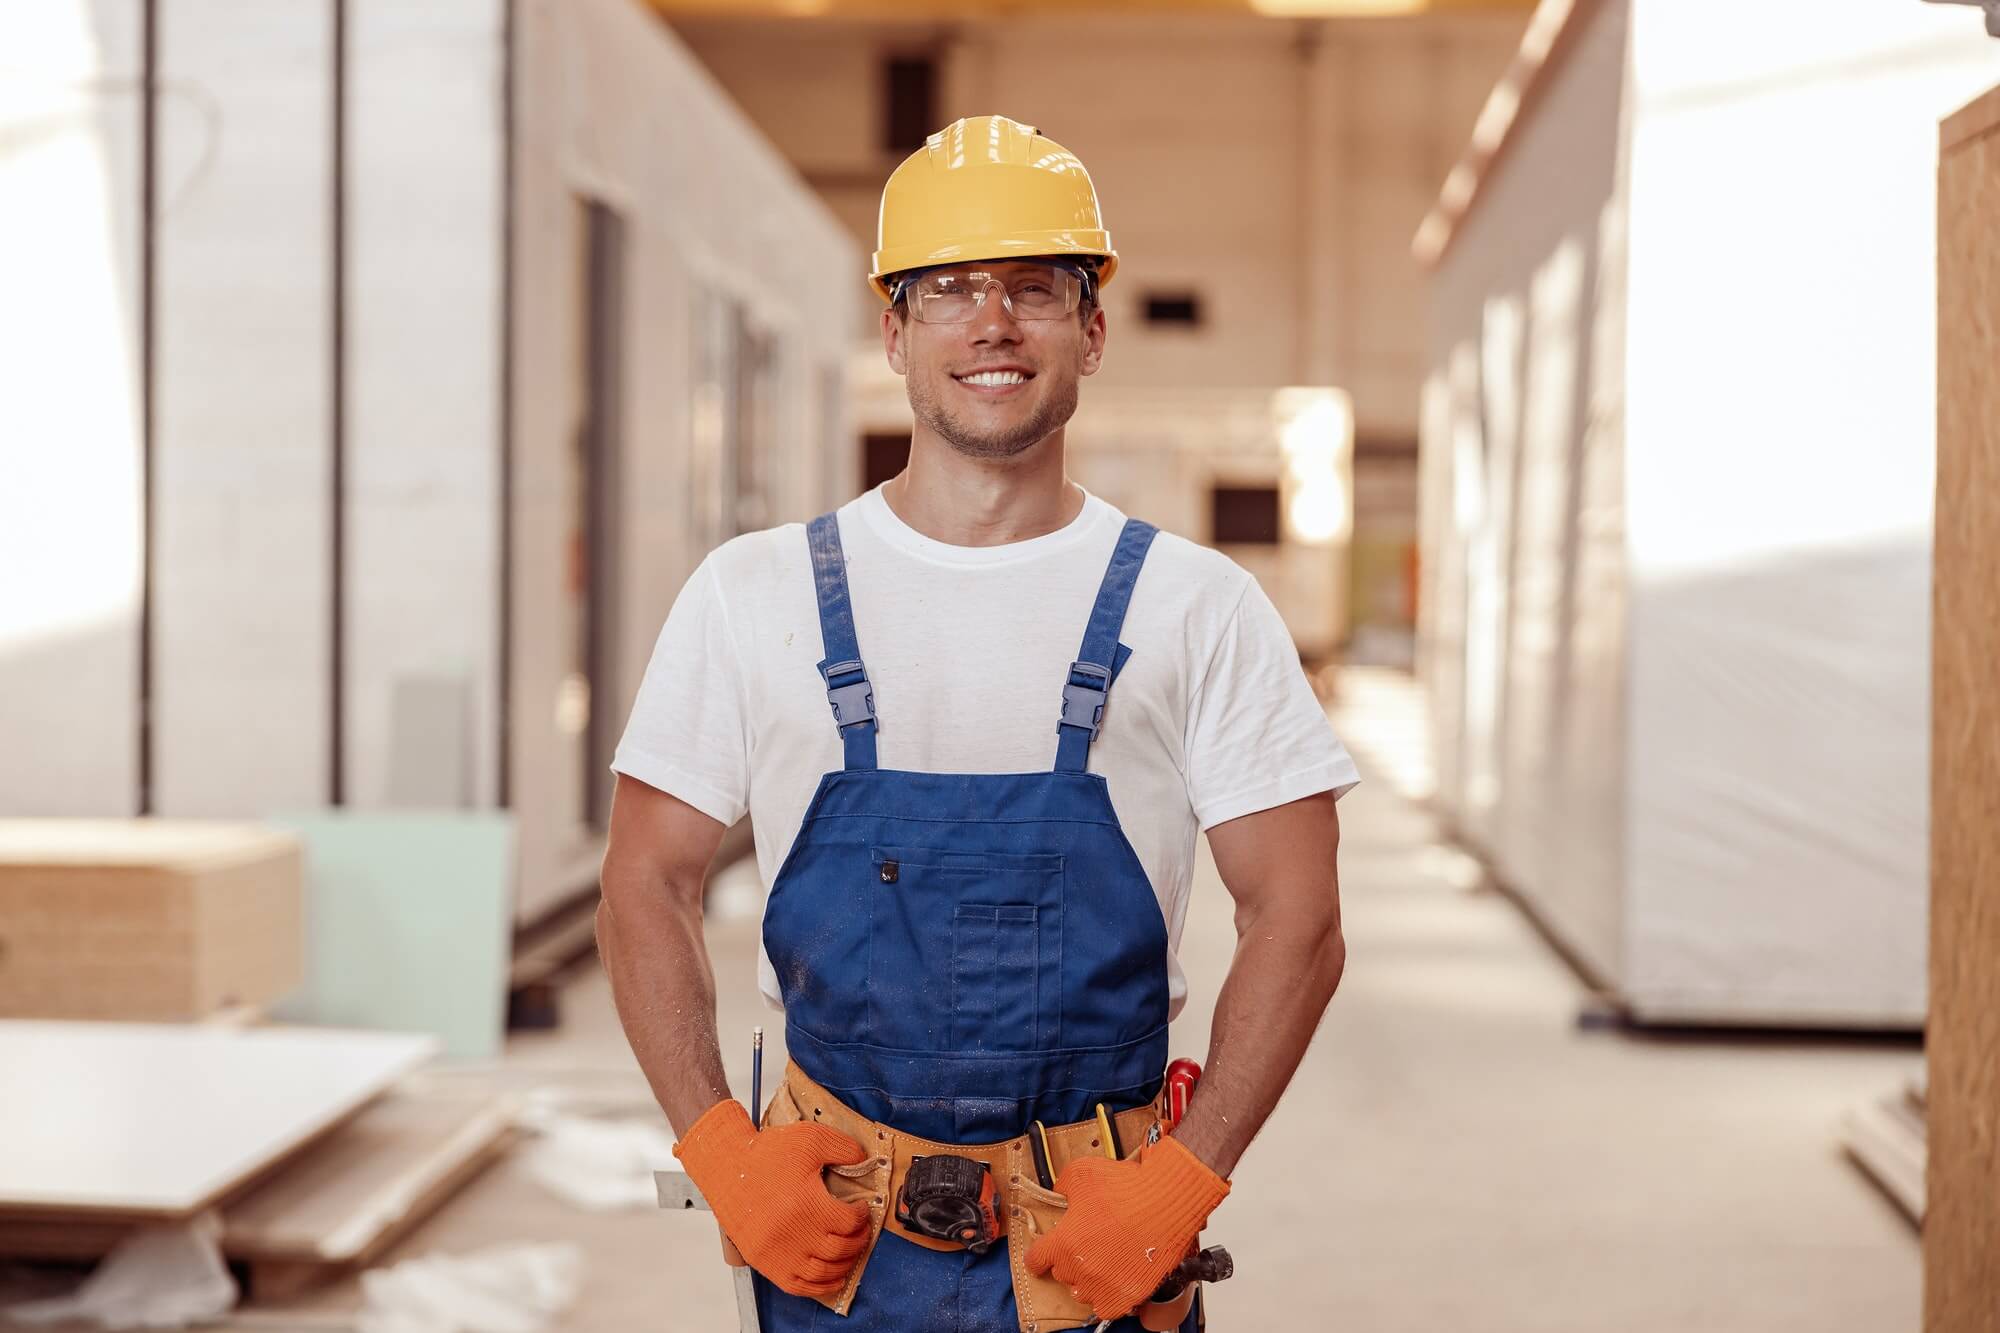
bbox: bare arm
[1169,790,1345,1179]
[597,772,736,1136]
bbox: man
[598,115,1357,1332]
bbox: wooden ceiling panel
[648,0,1534,17]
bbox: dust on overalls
[754,511,1197,1332]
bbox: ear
[1079,304,1108,377]
[881,305,909,376]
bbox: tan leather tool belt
[761,1060,1163,1333]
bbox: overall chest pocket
[868,846,1064,1054]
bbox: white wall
[152,0,333,816]
[11,0,503,820]
[1,0,854,922]
[1,1,501,821]
[1065,386,1354,661]
[671,13,1523,442]
[511,0,858,919]
[0,2,146,816]
[345,0,504,812]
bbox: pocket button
[879,860,899,883]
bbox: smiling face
[882,260,1108,461]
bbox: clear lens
[905,264,1083,323]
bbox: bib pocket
[868,846,1064,1053]
[953,903,1038,1051]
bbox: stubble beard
[908,369,1080,460]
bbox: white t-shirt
[612,483,1360,1017]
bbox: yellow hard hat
[870,115,1118,303]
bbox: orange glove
[1024,1136,1230,1321]
[673,1099,872,1298]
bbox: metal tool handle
[656,1170,760,1332]
[1148,1245,1234,1302]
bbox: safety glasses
[896,262,1088,324]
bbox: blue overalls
[755,511,1199,1333]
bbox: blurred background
[2,0,1998,1329]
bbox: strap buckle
[820,659,876,730]
[1057,660,1112,738]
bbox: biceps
[601,772,729,912]
[1205,792,1341,924]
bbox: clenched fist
[1024,1136,1230,1321]
[673,1099,872,1298]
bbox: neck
[884,432,1083,546]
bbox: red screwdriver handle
[1163,1058,1202,1130]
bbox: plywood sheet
[1927,81,2000,1333]
[223,1089,513,1262]
[0,1023,436,1217]
[0,819,303,1021]
[0,1091,507,1283]
[1941,79,2000,153]
[0,819,296,870]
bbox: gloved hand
[1024,1136,1231,1321]
[672,1099,872,1298]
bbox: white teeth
[959,370,1025,387]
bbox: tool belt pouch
[763,1063,1157,1333]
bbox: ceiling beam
[648,0,1533,17]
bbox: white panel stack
[1420,0,1633,990]
[0,1023,435,1215]
[1419,0,2000,1026]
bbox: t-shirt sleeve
[610,555,752,827]
[1183,576,1361,831]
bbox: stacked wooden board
[0,819,524,1300]
[0,820,303,1021]
[0,1022,512,1299]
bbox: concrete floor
[251,669,1920,1332]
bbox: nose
[966,278,1023,347]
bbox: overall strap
[1054,518,1159,774]
[806,512,878,771]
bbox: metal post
[656,1170,761,1333]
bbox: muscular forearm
[596,865,734,1137]
[1170,897,1344,1179]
